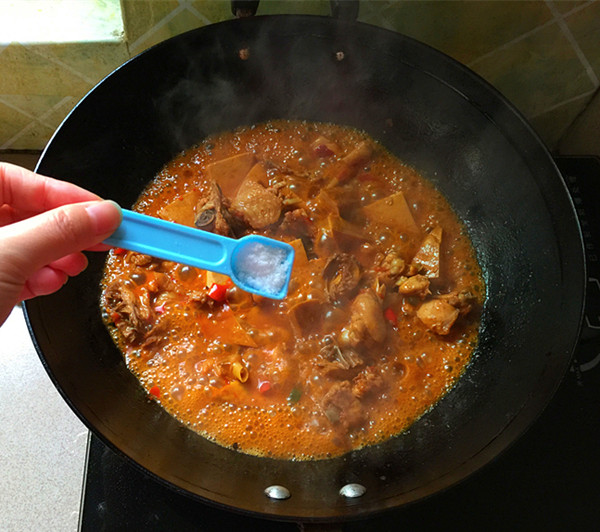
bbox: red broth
[101,120,485,460]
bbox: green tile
[44,41,129,84]
[39,96,79,130]
[529,94,592,150]
[0,95,65,121]
[564,1,600,80]
[0,101,32,143]
[0,43,92,96]
[359,1,554,64]
[120,0,180,44]
[471,21,595,117]
[552,0,588,15]
[5,123,55,150]
[191,0,233,23]
[129,7,212,54]
[558,89,600,155]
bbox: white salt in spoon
[103,209,294,299]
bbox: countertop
[0,305,87,531]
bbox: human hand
[0,162,122,325]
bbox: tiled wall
[1,0,599,151]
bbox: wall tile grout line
[530,89,597,119]
[546,0,600,88]
[467,0,595,69]
[467,18,556,68]
[1,121,37,151]
[0,96,73,150]
[128,2,186,55]
[0,96,54,129]
[26,45,98,86]
[182,0,212,27]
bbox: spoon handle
[104,209,236,277]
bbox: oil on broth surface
[101,120,485,459]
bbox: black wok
[25,16,585,521]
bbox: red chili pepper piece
[314,144,335,157]
[208,282,229,302]
[149,385,161,398]
[258,380,271,394]
[384,307,397,325]
[110,311,121,323]
[113,247,126,255]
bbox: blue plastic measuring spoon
[103,209,294,299]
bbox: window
[1,0,124,44]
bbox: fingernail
[85,200,122,235]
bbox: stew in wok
[100,119,485,460]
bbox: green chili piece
[288,386,302,404]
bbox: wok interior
[25,17,583,520]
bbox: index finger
[0,162,101,213]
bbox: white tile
[0,306,86,532]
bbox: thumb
[0,200,122,284]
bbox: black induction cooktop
[79,156,600,531]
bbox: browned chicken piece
[128,253,154,267]
[376,249,406,285]
[340,290,387,347]
[231,179,282,228]
[416,299,459,335]
[321,381,366,431]
[352,367,384,399]
[412,226,442,278]
[144,271,174,294]
[381,249,405,276]
[397,274,431,298]
[194,180,234,236]
[319,335,362,369]
[323,253,362,302]
[187,290,217,309]
[279,208,315,240]
[437,290,477,315]
[104,281,154,344]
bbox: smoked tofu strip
[361,191,420,236]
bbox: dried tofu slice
[309,190,340,218]
[245,162,270,187]
[328,214,367,249]
[200,307,257,347]
[341,141,372,167]
[205,152,256,199]
[288,238,308,267]
[412,226,442,278]
[157,189,200,227]
[314,214,367,256]
[361,191,419,235]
